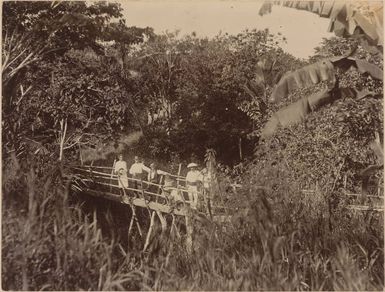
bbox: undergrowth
[2,154,384,291]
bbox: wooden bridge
[69,165,194,215]
[68,165,226,251]
[67,165,383,251]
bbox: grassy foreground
[2,161,384,291]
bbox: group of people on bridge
[113,154,212,211]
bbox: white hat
[187,163,198,168]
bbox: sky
[120,0,334,59]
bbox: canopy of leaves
[2,1,151,162]
[255,36,383,199]
[128,30,302,163]
[261,35,383,139]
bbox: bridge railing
[68,165,206,208]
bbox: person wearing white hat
[186,163,201,209]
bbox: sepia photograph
[2,0,384,290]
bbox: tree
[2,2,149,161]
[250,36,383,213]
[128,30,302,163]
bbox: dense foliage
[2,2,383,291]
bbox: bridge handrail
[70,166,206,194]
[71,166,203,197]
[69,164,187,180]
[95,175,201,197]
[69,164,211,211]
[72,168,199,194]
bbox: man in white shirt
[129,156,150,194]
[129,156,150,179]
[114,154,128,190]
[186,163,201,209]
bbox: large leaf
[270,56,383,102]
[369,135,384,165]
[354,59,383,80]
[261,88,333,138]
[259,1,383,47]
[270,60,335,102]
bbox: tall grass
[2,155,384,290]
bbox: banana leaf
[353,58,383,80]
[369,139,384,165]
[320,2,333,17]
[312,2,322,14]
[353,10,379,42]
[261,89,333,139]
[258,1,383,47]
[270,60,335,102]
[270,56,383,102]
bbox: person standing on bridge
[129,156,150,179]
[147,162,169,184]
[114,154,129,192]
[186,163,201,209]
[146,162,169,198]
[129,156,150,192]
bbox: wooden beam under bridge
[77,188,188,216]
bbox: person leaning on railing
[162,175,184,208]
[147,162,169,196]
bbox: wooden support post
[128,207,135,238]
[118,177,143,237]
[171,214,181,239]
[177,164,182,189]
[140,178,147,201]
[158,175,163,191]
[143,211,156,252]
[132,205,143,237]
[156,210,167,234]
[120,177,143,238]
[185,212,193,254]
[110,159,116,193]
